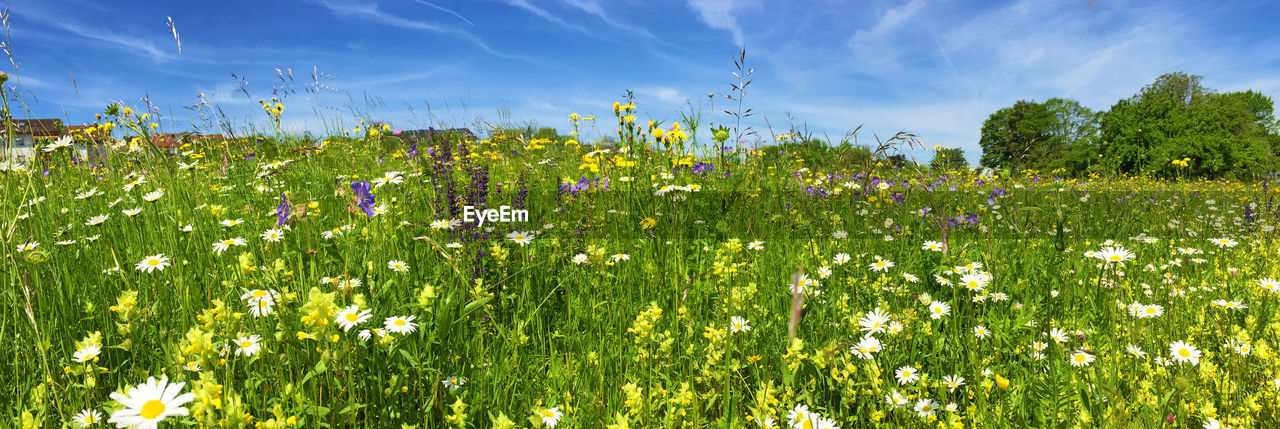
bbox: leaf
[399,349,419,367]
[457,296,493,322]
[338,403,367,415]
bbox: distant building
[5,119,67,162]
[396,128,476,144]
[64,125,113,143]
[1,120,227,163]
[66,125,114,162]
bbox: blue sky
[6,0,1280,162]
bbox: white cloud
[560,0,658,40]
[202,82,256,106]
[636,86,689,107]
[11,74,50,89]
[854,0,927,42]
[413,0,475,26]
[20,13,175,63]
[687,0,754,47]
[344,66,461,88]
[846,0,929,72]
[315,0,528,61]
[505,0,590,34]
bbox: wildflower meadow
[6,91,1280,428]
[4,3,1280,429]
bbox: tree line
[978,72,1280,178]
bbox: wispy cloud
[11,74,50,89]
[18,11,176,63]
[503,0,591,34]
[343,65,463,88]
[846,0,928,72]
[200,82,257,106]
[412,0,475,26]
[854,0,927,41]
[559,0,659,41]
[636,86,689,107]
[687,0,750,47]
[314,0,527,61]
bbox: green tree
[534,126,559,141]
[979,100,1052,169]
[1100,73,1278,178]
[1043,98,1103,148]
[929,147,967,170]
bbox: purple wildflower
[691,162,714,175]
[276,194,291,226]
[351,181,376,216]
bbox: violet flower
[352,181,376,216]
[276,194,291,226]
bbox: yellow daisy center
[345,313,359,322]
[1074,354,1087,362]
[147,259,160,266]
[241,341,253,348]
[140,400,166,420]
[1178,349,1191,357]
[394,319,406,326]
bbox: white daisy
[1169,340,1201,365]
[235,335,263,357]
[107,377,196,428]
[384,315,418,334]
[541,407,563,428]
[135,254,171,273]
[387,260,410,273]
[729,316,751,333]
[507,231,534,246]
[260,228,285,242]
[212,238,248,255]
[895,366,920,384]
[73,344,102,363]
[335,305,373,332]
[86,214,110,226]
[72,409,103,427]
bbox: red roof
[13,119,63,137]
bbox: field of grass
[4,104,1280,429]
